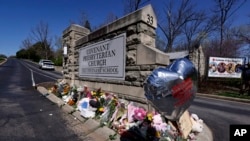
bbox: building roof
[166,51,189,60]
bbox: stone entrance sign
[62,4,170,102]
[79,33,126,80]
[60,4,211,141]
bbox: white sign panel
[208,57,244,78]
[63,46,67,55]
[79,33,126,80]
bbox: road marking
[30,69,36,87]
[22,61,59,80]
[19,60,57,87]
[18,60,36,87]
[32,70,58,80]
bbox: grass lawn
[218,91,250,100]
[0,57,4,63]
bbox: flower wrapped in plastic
[62,83,71,95]
[133,107,147,121]
[152,114,168,133]
[48,85,58,94]
[100,95,119,124]
[77,98,97,118]
[144,58,197,121]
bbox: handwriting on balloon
[172,78,193,106]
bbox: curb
[36,86,119,141]
[0,58,7,65]
[197,93,250,104]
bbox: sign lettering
[79,33,126,80]
[230,125,250,141]
[147,14,153,25]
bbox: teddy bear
[152,114,168,132]
[190,113,203,133]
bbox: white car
[39,59,55,70]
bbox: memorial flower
[62,84,70,95]
[146,112,154,121]
[92,88,104,98]
[133,107,147,121]
[98,107,105,113]
[48,85,57,94]
[46,83,204,141]
[152,114,168,132]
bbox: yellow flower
[147,112,153,121]
[99,107,104,112]
[62,85,70,94]
[91,91,96,95]
[155,131,161,138]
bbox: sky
[0,0,250,57]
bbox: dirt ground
[36,81,56,89]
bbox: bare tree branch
[159,0,199,52]
[123,0,150,15]
[21,37,33,50]
[212,0,246,55]
[30,21,52,59]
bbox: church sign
[79,33,126,80]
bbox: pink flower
[152,114,168,132]
[133,107,147,121]
[127,103,137,122]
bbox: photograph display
[208,57,244,78]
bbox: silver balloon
[144,58,197,121]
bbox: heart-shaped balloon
[144,58,197,121]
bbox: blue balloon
[144,58,197,121]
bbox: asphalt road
[191,95,250,141]
[1,58,250,141]
[0,58,83,141]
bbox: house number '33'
[146,14,153,25]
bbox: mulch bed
[36,81,56,89]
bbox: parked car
[38,59,55,70]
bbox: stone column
[190,45,205,83]
[62,24,90,83]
